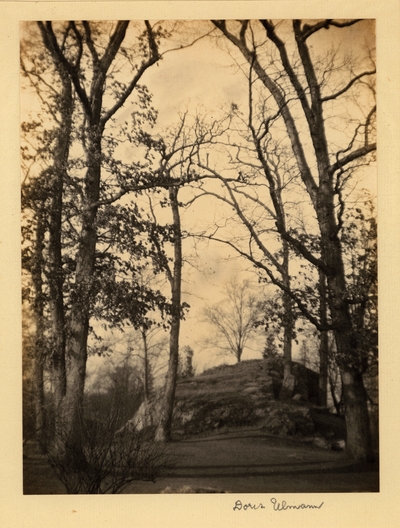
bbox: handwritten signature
[233,499,324,511]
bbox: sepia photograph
[20,18,379,496]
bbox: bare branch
[300,19,363,41]
[329,143,376,175]
[321,70,376,102]
[100,21,160,125]
[37,21,91,117]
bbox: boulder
[313,435,332,450]
[259,402,315,437]
[279,374,295,399]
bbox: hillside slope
[172,359,345,448]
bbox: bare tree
[201,278,263,363]
[211,19,376,460]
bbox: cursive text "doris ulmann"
[270,498,324,511]
[233,499,324,511]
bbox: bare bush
[47,398,174,494]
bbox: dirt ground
[23,427,379,494]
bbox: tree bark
[279,242,294,399]
[30,211,47,449]
[55,130,101,453]
[47,66,72,410]
[318,270,328,407]
[316,181,373,458]
[155,187,182,442]
[141,329,150,400]
[341,368,373,461]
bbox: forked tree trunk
[54,138,100,456]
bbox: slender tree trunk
[329,376,342,415]
[318,270,328,407]
[30,211,47,449]
[142,329,150,400]
[155,187,182,442]
[318,332,329,407]
[32,303,47,450]
[32,350,46,449]
[279,241,295,399]
[48,68,71,410]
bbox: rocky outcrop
[120,359,345,450]
[171,359,319,440]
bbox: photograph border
[1,1,399,527]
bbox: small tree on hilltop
[201,278,263,363]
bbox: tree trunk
[320,215,373,460]
[341,368,373,461]
[318,333,329,407]
[280,241,294,398]
[329,376,342,415]
[142,329,150,400]
[155,187,182,442]
[32,332,46,450]
[30,211,47,449]
[36,20,163,461]
[48,67,71,410]
[236,347,242,362]
[54,131,101,459]
[55,319,89,469]
[318,270,328,407]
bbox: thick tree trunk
[341,368,373,461]
[55,318,89,468]
[319,210,373,460]
[155,187,182,442]
[37,20,163,463]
